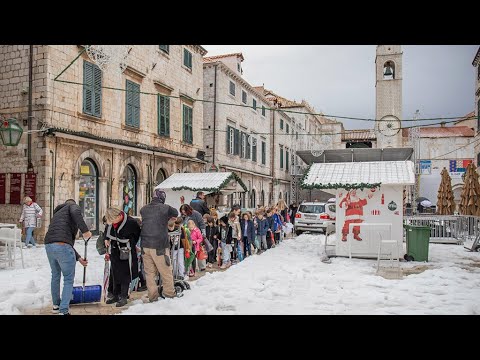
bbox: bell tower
[375,45,403,148]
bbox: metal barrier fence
[404,215,480,244]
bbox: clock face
[376,115,400,137]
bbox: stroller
[158,230,191,298]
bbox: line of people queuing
[43,190,296,315]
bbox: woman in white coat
[19,196,43,248]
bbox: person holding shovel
[44,199,91,315]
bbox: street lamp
[0,118,23,146]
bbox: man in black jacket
[44,199,91,315]
[140,189,179,302]
[190,191,210,216]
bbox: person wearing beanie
[140,188,180,302]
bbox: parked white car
[294,202,336,236]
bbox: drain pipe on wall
[213,64,218,165]
[27,45,33,170]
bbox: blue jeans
[25,227,36,246]
[46,243,76,314]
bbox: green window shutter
[83,61,93,115]
[227,125,231,153]
[252,140,257,162]
[262,106,265,117]
[280,146,283,168]
[286,124,289,134]
[126,80,140,128]
[158,95,170,136]
[261,141,266,165]
[182,105,193,143]
[246,135,251,159]
[125,80,133,126]
[93,65,102,117]
[242,91,247,104]
[286,150,289,171]
[184,48,192,69]
[234,128,240,155]
[253,99,257,111]
[280,119,284,129]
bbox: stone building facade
[203,53,273,208]
[0,45,207,241]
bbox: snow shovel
[71,237,102,304]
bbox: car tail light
[319,213,330,220]
[295,213,302,218]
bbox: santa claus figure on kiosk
[339,187,376,242]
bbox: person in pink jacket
[187,219,206,272]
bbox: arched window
[123,164,137,216]
[156,168,167,185]
[383,61,395,80]
[78,158,99,233]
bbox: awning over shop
[155,171,247,193]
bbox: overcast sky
[203,45,479,130]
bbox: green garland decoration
[300,163,382,191]
[171,172,248,193]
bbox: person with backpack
[19,196,43,248]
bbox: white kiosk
[301,160,415,259]
[154,171,247,212]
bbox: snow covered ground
[1,233,480,314]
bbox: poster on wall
[420,160,432,175]
[336,186,403,258]
[10,173,22,204]
[24,173,37,202]
[0,174,6,204]
[449,159,472,177]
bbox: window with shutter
[159,45,169,54]
[262,106,265,117]
[286,150,289,171]
[246,135,251,159]
[280,119,284,130]
[125,80,140,128]
[261,141,266,165]
[182,105,193,143]
[234,129,240,155]
[183,48,192,69]
[252,139,257,162]
[158,94,170,136]
[242,90,247,104]
[83,60,102,117]
[286,124,289,134]
[253,99,257,111]
[227,126,235,154]
[280,145,284,168]
[229,81,235,96]
[241,132,246,158]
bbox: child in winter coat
[205,215,219,268]
[240,212,255,257]
[228,211,242,262]
[255,211,269,253]
[219,215,231,269]
[188,219,206,272]
[265,208,275,249]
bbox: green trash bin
[403,224,431,262]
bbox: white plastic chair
[376,233,401,277]
[0,228,24,269]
